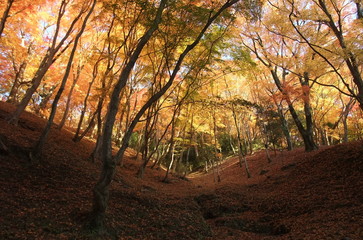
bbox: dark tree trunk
[58,64,83,129]
[341,98,355,143]
[271,69,318,152]
[231,103,251,177]
[9,57,54,124]
[7,61,27,104]
[74,95,104,143]
[137,103,159,179]
[276,102,293,150]
[35,84,59,117]
[137,128,151,179]
[357,2,363,19]
[90,134,103,163]
[73,67,98,141]
[90,0,167,230]
[0,0,14,38]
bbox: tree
[288,0,363,109]
[239,4,319,151]
[224,80,251,177]
[90,0,167,229]
[57,55,85,130]
[30,0,97,162]
[7,0,89,124]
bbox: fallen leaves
[0,101,362,239]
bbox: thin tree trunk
[35,83,59,117]
[73,71,98,141]
[74,11,119,141]
[151,143,168,169]
[58,64,84,129]
[229,134,236,154]
[7,61,27,104]
[357,2,363,19]
[245,126,253,155]
[137,112,152,178]
[211,158,217,183]
[341,99,355,143]
[162,116,178,182]
[216,157,222,182]
[90,134,102,163]
[163,144,176,182]
[265,144,272,163]
[275,102,293,150]
[232,104,251,177]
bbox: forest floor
[0,101,362,240]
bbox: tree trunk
[271,69,318,152]
[151,143,168,169]
[7,61,27,104]
[58,64,84,129]
[231,103,251,177]
[162,115,178,182]
[90,134,102,163]
[357,2,363,19]
[265,144,272,163]
[217,157,222,182]
[163,143,176,182]
[9,57,54,124]
[91,0,167,229]
[244,126,253,155]
[137,131,150,179]
[276,102,293,150]
[73,74,97,141]
[137,101,159,178]
[0,0,14,38]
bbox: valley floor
[0,101,362,239]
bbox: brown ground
[0,101,362,240]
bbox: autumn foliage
[0,0,363,238]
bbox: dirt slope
[0,101,362,240]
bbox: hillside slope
[193,143,363,239]
[0,101,362,240]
